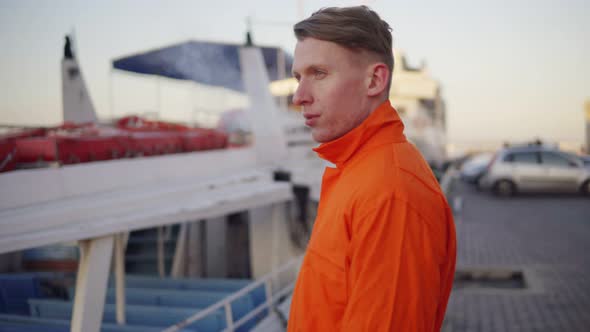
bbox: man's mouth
[303,113,319,126]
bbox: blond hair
[294,6,394,85]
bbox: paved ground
[444,181,590,331]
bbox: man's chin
[311,131,330,144]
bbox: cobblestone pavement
[444,181,590,332]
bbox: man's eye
[314,70,326,79]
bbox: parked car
[460,152,494,185]
[479,146,590,196]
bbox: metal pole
[109,69,114,121]
[114,233,126,324]
[157,226,165,277]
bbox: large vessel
[0,35,310,332]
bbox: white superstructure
[390,49,447,166]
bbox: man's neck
[364,95,389,117]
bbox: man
[288,6,456,331]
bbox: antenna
[245,16,254,46]
[70,27,77,56]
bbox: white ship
[0,34,312,332]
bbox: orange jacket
[287,100,456,331]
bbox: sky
[0,0,588,146]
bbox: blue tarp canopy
[112,40,293,92]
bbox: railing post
[171,222,188,278]
[157,226,165,277]
[224,301,234,331]
[265,278,273,308]
[71,235,114,332]
[114,233,126,324]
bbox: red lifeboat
[1,116,229,173]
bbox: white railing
[161,256,303,332]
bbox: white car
[460,152,494,184]
[479,146,590,196]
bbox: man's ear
[367,63,390,97]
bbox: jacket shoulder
[344,141,447,220]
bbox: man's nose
[292,81,312,106]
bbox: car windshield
[463,153,493,168]
[471,153,493,164]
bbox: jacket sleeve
[340,195,452,332]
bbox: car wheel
[493,180,516,197]
[581,180,590,196]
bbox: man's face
[292,38,371,143]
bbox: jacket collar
[313,100,406,168]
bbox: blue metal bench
[119,276,268,330]
[0,324,68,332]
[119,275,267,308]
[28,299,224,331]
[0,313,191,332]
[0,274,43,315]
[68,287,254,323]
